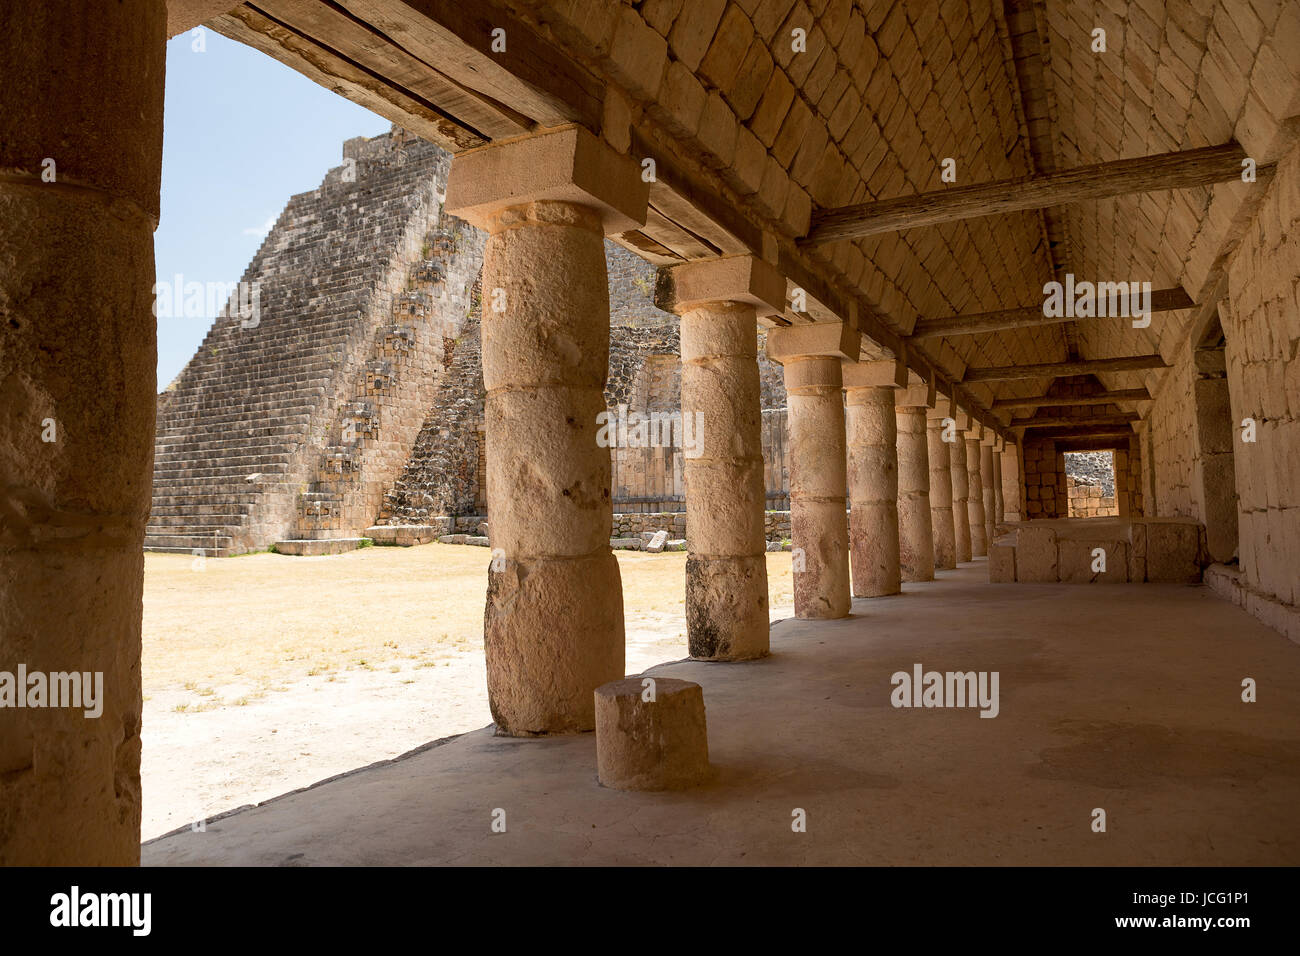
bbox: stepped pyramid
[147,126,484,556]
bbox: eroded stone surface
[595,677,709,791]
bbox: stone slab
[274,538,369,556]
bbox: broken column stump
[594,678,710,791]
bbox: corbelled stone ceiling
[170,0,1299,436]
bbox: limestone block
[1058,540,1129,584]
[445,125,648,234]
[607,5,668,100]
[1015,525,1058,583]
[645,529,669,552]
[1128,521,1147,583]
[595,678,710,791]
[1144,520,1204,583]
[486,553,625,735]
[988,542,1016,583]
[685,553,769,660]
[661,255,786,317]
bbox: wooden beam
[254,0,537,141]
[964,355,1168,383]
[1021,426,1136,439]
[1011,413,1139,428]
[992,388,1151,409]
[338,0,601,131]
[1052,436,1133,453]
[911,287,1194,339]
[805,143,1253,245]
[212,5,490,150]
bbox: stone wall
[1016,376,1144,520]
[1021,440,1063,519]
[382,244,793,524]
[1220,137,1300,635]
[1144,353,1201,520]
[1066,475,1117,518]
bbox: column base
[485,551,625,735]
[685,553,770,661]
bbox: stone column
[992,440,1005,525]
[926,405,957,570]
[767,324,857,619]
[981,441,997,548]
[966,435,988,556]
[1000,443,1022,522]
[659,257,785,660]
[895,388,935,582]
[842,361,903,597]
[446,127,648,735]
[0,1,165,865]
[950,430,972,563]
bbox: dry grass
[143,543,795,695]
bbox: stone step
[159,382,332,409]
[143,529,235,544]
[143,543,237,558]
[147,505,252,522]
[273,538,369,556]
[144,530,237,550]
[154,435,305,457]
[154,418,314,442]
[152,455,295,473]
[152,462,294,481]
[153,469,288,482]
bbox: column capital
[963,421,985,442]
[926,396,955,421]
[655,255,785,316]
[981,429,1000,447]
[445,124,648,234]
[841,357,906,389]
[894,384,933,408]
[765,321,858,364]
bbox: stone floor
[143,561,1300,866]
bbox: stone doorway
[1064,450,1119,517]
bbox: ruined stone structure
[6,0,1300,867]
[147,130,794,553]
[147,130,483,556]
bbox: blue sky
[155,28,390,389]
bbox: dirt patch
[142,544,794,839]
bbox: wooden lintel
[1011,413,1140,428]
[992,388,1152,409]
[213,6,490,151]
[964,355,1167,383]
[1021,426,1136,439]
[806,143,1253,245]
[911,287,1194,339]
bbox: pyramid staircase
[280,231,475,551]
[145,129,482,557]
